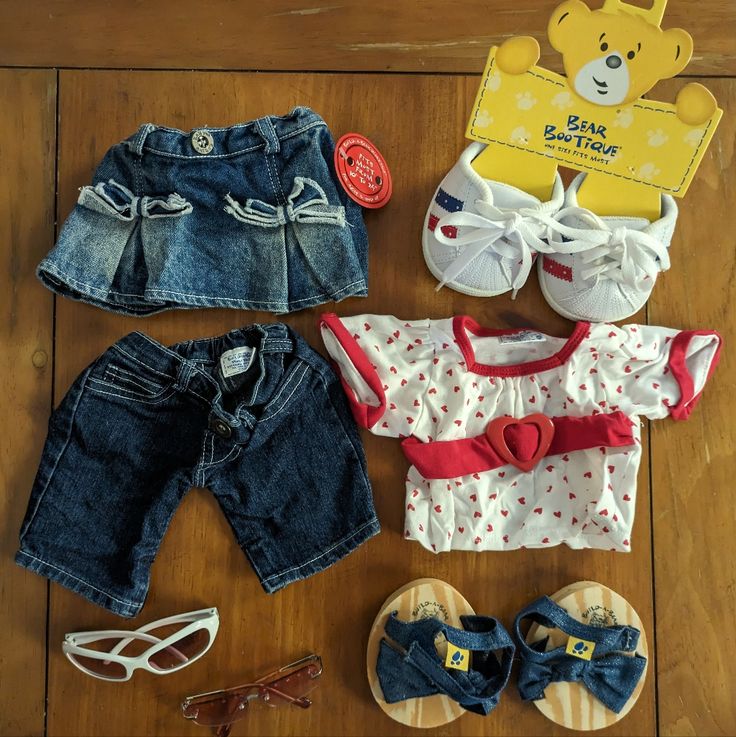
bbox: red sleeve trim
[668,330,723,421]
[319,313,386,429]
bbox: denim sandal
[367,578,478,728]
[514,590,647,720]
[377,610,515,716]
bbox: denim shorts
[15,324,379,617]
[38,108,369,315]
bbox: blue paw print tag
[566,636,596,661]
[445,642,470,672]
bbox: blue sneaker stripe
[435,188,464,213]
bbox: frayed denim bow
[517,638,647,713]
[514,596,647,714]
[79,180,192,220]
[224,177,346,227]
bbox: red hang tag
[334,133,392,209]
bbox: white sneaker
[422,142,564,297]
[538,173,677,322]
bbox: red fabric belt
[401,412,635,479]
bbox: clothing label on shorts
[220,347,256,378]
[498,331,546,345]
[444,642,470,672]
[566,636,595,661]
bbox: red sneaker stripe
[543,256,573,282]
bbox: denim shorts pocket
[86,348,175,403]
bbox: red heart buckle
[485,414,555,472]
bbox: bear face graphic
[548,0,692,106]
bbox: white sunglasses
[63,607,219,681]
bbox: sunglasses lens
[182,657,322,727]
[183,694,249,726]
[68,650,127,680]
[148,627,211,671]
[260,661,321,706]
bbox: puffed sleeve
[320,313,434,436]
[592,323,723,421]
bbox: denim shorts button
[191,130,214,154]
[210,417,232,438]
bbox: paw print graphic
[510,126,531,145]
[475,109,493,129]
[451,650,465,665]
[487,70,502,92]
[647,128,669,147]
[636,162,661,181]
[515,91,537,110]
[612,108,634,129]
[684,128,704,148]
[551,90,574,110]
[572,641,589,655]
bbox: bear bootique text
[543,114,621,160]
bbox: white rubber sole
[537,258,644,323]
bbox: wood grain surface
[0,0,733,75]
[0,69,56,736]
[649,78,736,737]
[0,10,733,737]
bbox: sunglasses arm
[259,685,312,709]
[106,610,216,660]
[254,655,322,685]
[104,632,189,664]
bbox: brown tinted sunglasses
[181,654,323,737]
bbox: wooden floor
[1,3,734,736]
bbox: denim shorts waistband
[126,107,326,159]
[111,323,296,383]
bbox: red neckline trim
[452,316,590,377]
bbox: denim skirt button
[209,417,232,438]
[191,130,214,154]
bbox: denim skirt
[38,107,369,314]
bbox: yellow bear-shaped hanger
[472,0,718,219]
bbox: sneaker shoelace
[434,201,670,296]
[433,200,557,297]
[542,206,671,289]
